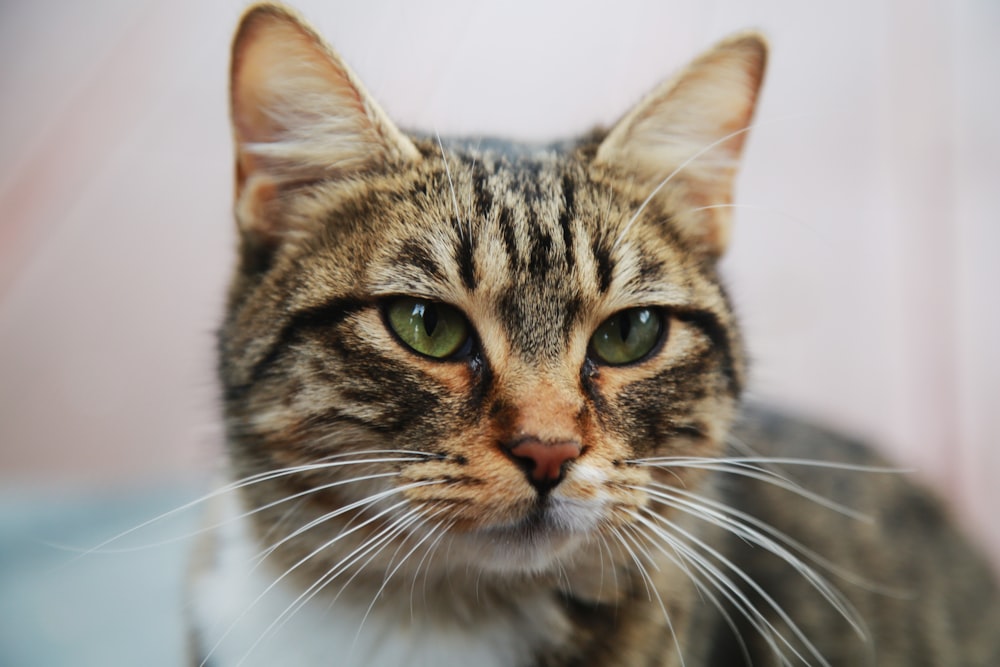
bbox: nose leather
[508,438,582,485]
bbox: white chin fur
[463,502,602,574]
[189,491,570,667]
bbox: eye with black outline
[384,297,471,360]
[589,307,665,365]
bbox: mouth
[489,504,563,540]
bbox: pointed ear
[594,33,767,258]
[230,4,419,244]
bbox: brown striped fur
[187,4,1000,666]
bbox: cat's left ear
[230,4,419,245]
[593,33,767,258]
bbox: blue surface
[0,483,203,666]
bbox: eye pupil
[423,304,438,336]
[617,312,632,342]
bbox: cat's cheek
[356,311,483,406]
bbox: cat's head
[220,4,764,584]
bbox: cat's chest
[188,494,570,667]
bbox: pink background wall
[1,1,997,564]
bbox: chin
[464,499,603,575]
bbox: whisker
[613,524,687,667]
[241,500,434,663]
[95,470,405,560]
[626,516,754,666]
[677,202,827,237]
[612,112,815,252]
[594,532,620,613]
[637,508,831,667]
[233,503,431,667]
[57,451,435,559]
[201,499,406,667]
[632,455,902,474]
[435,130,464,240]
[648,481,909,599]
[592,532,607,604]
[251,480,438,564]
[323,506,428,607]
[556,560,573,598]
[639,484,871,642]
[352,506,451,649]
[409,518,455,622]
[474,559,484,605]
[621,522,660,572]
[199,482,440,667]
[258,495,308,546]
[613,123,755,251]
[631,457,884,522]
[610,525,653,602]
[630,509,800,667]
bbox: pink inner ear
[228,6,420,200]
[229,10,363,199]
[231,16,333,145]
[590,34,766,260]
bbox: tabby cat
[186,4,1000,666]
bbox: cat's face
[220,5,763,585]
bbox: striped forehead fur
[232,135,741,373]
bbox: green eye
[590,308,664,365]
[385,297,470,359]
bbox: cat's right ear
[230,4,419,248]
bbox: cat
[185,3,1000,666]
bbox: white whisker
[612,112,814,251]
[436,130,464,240]
[626,516,754,666]
[630,509,798,667]
[648,481,909,599]
[632,455,902,474]
[234,504,431,667]
[637,508,830,667]
[200,481,441,667]
[631,457,883,522]
[409,519,455,622]
[639,485,871,642]
[591,532,624,619]
[613,524,687,667]
[592,532,607,604]
[352,506,450,649]
[254,473,419,564]
[251,479,437,564]
[57,451,435,559]
[613,123,755,251]
[678,202,827,238]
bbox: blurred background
[1,0,997,663]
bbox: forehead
[325,142,705,359]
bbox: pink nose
[507,438,582,487]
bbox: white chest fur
[188,495,569,667]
